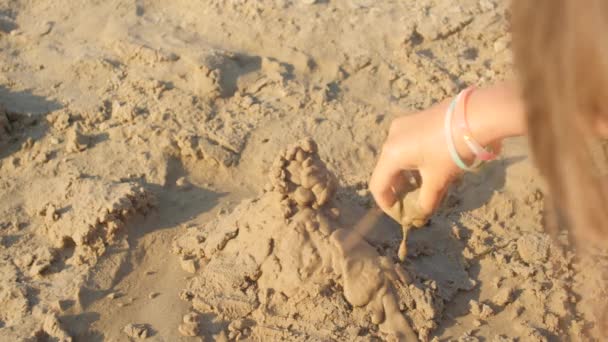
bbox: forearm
[466,81,527,146]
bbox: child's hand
[369,100,473,221]
[371,83,521,222]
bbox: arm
[369,81,527,220]
[466,81,527,148]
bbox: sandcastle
[173,138,457,340]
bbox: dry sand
[1,0,607,341]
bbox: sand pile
[0,174,153,341]
[173,139,484,341]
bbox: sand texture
[1,0,607,341]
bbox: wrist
[465,82,527,148]
[434,97,477,166]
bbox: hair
[511,0,608,244]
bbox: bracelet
[459,86,497,161]
[444,90,483,172]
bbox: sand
[0,0,607,341]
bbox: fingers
[371,145,452,221]
[369,148,410,213]
[417,169,450,218]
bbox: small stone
[473,319,483,327]
[180,258,197,273]
[148,292,160,299]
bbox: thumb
[417,170,450,218]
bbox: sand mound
[173,138,477,340]
[0,174,153,341]
[39,177,154,265]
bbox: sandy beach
[1,1,607,341]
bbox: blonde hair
[511,0,608,243]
